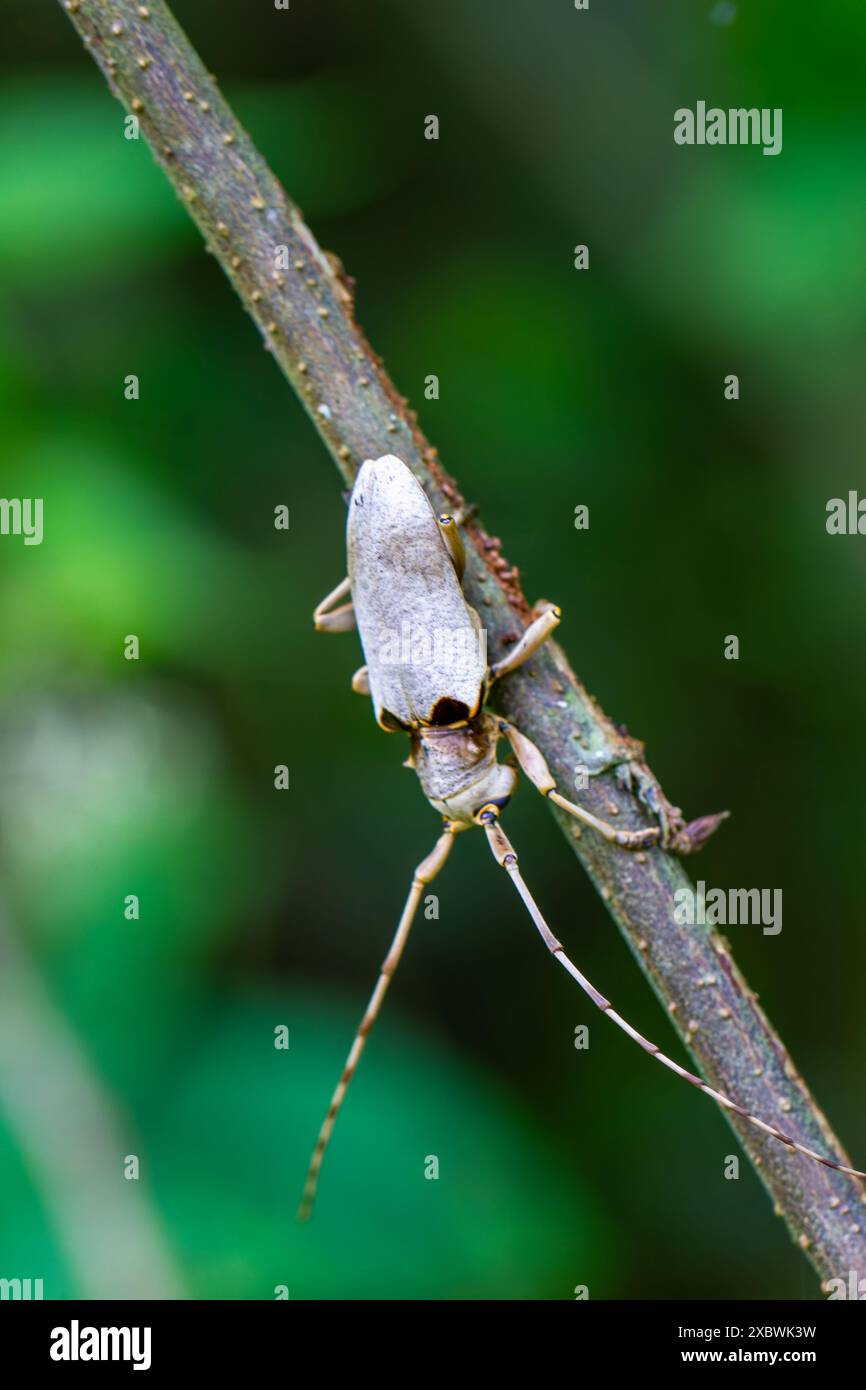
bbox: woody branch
[58,0,866,1286]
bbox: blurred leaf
[0,74,409,288]
[633,136,866,352]
[0,436,297,683]
[0,689,284,1104]
[151,992,613,1299]
[231,76,412,219]
[0,78,191,283]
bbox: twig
[58,0,866,1287]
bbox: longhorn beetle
[298,454,865,1219]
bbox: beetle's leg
[313,577,355,633]
[297,822,460,1221]
[478,808,866,1181]
[351,665,370,696]
[611,757,729,854]
[500,720,661,850]
[489,603,561,681]
[526,737,727,855]
[500,721,727,855]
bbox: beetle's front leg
[313,576,356,633]
[500,721,727,854]
[610,755,729,854]
[500,721,661,851]
[490,602,561,681]
[573,742,689,848]
[576,738,729,854]
[551,733,729,855]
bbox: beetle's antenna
[478,810,866,1182]
[297,823,459,1221]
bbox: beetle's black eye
[438,513,453,525]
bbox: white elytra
[347,454,487,730]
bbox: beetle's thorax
[410,713,517,825]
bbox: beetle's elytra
[298,454,865,1220]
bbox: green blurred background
[0,0,864,1299]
